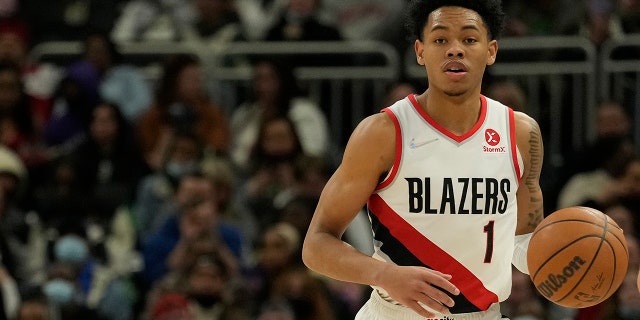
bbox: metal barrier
[28,40,203,84]
[206,41,401,146]
[29,40,401,147]
[405,36,598,170]
[599,34,640,149]
[33,37,640,160]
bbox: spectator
[142,234,245,320]
[264,0,342,42]
[111,0,196,42]
[41,261,101,320]
[141,176,244,288]
[382,80,418,108]
[0,61,47,166]
[244,223,302,317]
[262,0,346,68]
[31,156,87,237]
[0,146,47,288]
[266,265,337,320]
[182,0,246,44]
[43,76,88,158]
[230,58,329,172]
[134,132,205,242]
[318,0,406,44]
[586,0,621,46]
[22,0,122,44]
[182,253,237,319]
[0,19,62,137]
[235,0,287,41]
[484,78,528,113]
[49,234,136,320]
[557,138,636,209]
[554,100,634,207]
[147,292,195,320]
[70,101,148,219]
[201,157,260,247]
[618,0,640,34]
[66,32,153,124]
[238,115,305,229]
[136,54,230,171]
[16,290,52,320]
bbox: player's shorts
[355,290,509,320]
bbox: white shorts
[355,290,508,320]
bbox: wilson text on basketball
[536,256,587,298]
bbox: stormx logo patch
[483,128,506,153]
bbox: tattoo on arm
[525,117,544,228]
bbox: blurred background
[0,0,639,319]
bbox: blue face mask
[54,235,88,264]
[43,279,76,305]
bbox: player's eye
[435,38,446,44]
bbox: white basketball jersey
[368,94,523,314]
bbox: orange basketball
[527,206,629,308]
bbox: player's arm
[512,111,545,274]
[302,112,459,318]
[514,111,545,234]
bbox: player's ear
[487,40,498,66]
[415,40,425,66]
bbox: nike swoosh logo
[409,138,438,148]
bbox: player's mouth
[443,61,468,79]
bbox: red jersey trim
[408,94,487,143]
[368,194,499,310]
[377,108,403,190]
[508,108,522,181]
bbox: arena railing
[204,40,401,147]
[29,40,401,148]
[599,34,640,150]
[36,37,635,161]
[28,40,204,83]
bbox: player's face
[414,6,497,97]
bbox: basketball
[527,206,629,308]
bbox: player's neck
[416,89,482,135]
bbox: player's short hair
[405,0,506,42]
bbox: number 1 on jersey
[483,221,495,263]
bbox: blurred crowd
[0,0,638,319]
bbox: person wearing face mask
[134,132,204,242]
[141,179,246,290]
[47,234,135,320]
[40,261,96,320]
[183,254,231,319]
[136,54,230,172]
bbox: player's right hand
[377,265,460,318]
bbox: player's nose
[446,43,464,58]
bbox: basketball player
[302,0,545,319]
